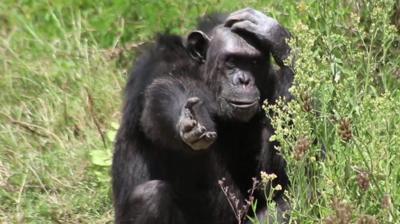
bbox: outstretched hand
[177,97,217,150]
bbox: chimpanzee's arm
[140,77,217,151]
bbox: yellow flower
[297,1,308,13]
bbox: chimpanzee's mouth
[228,100,258,108]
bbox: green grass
[0,0,399,223]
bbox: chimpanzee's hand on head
[224,8,291,66]
[177,97,217,150]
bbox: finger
[183,108,192,118]
[225,14,257,27]
[181,118,197,132]
[191,131,217,150]
[185,97,200,109]
[230,20,258,34]
[224,18,244,28]
[201,131,217,141]
[185,97,201,118]
[198,125,206,133]
[183,125,206,143]
[225,8,267,26]
[225,8,257,27]
[228,7,258,19]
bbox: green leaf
[106,130,117,142]
[89,150,112,167]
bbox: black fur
[112,13,293,224]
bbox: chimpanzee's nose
[238,73,250,85]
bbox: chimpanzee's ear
[186,30,211,63]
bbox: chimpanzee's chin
[231,106,259,122]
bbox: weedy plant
[263,0,400,223]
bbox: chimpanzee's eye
[225,56,236,68]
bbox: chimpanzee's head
[186,24,288,122]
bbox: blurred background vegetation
[0,0,399,223]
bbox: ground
[0,0,399,223]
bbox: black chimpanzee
[112,8,294,224]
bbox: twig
[218,177,260,224]
[218,178,241,224]
[104,41,145,60]
[0,112,64,147]
[10,119,48,137]
[85,87,107,148]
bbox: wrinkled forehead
[209,26,262,57]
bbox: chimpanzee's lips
[228,99,258,108]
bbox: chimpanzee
[112,8,294,224]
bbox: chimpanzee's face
[205,27,267,122]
